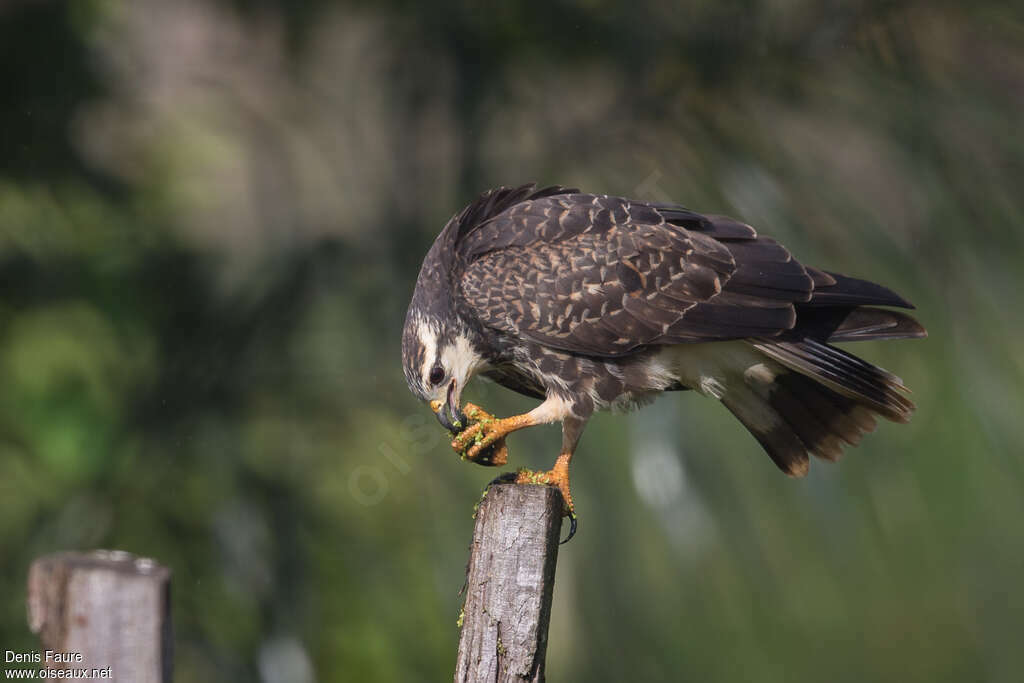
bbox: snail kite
[402,184,926,539]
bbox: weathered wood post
[455,484,564,683]
[27,550,173,683]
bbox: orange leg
[455,401,587,543]
[511,415,586,542]
[515,450,575,515]
[514,450,578,543]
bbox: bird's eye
[428,365,445,386]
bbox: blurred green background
[1,1,1022,681]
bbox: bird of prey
[402,184,925,539]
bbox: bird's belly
[509,340,765,414]
[656,340,768,399]
[580,346,688,413]
[606,341,763,407]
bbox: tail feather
[721,386,812,476]
[751,338,915,423]
[761,382,846,462]
[775,373,877,447]
[717,338,909,477]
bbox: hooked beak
[431,380,467,433]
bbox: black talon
[560,513,577,544]
[487,472,519,488]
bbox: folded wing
[458,193,923,357]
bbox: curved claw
[487,471,519,488]
[560,513,578,544]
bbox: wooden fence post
[454,483,564,683]
[27,550,172,683]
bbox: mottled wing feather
[452,184,578,243]
[459,194,810,356]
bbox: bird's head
[401,311,485,433]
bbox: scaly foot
[515,452,577,543]
[451,403,527,466]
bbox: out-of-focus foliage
[1,0,1022,681]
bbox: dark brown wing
[458,194,820,357]
[480,366,546,400]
